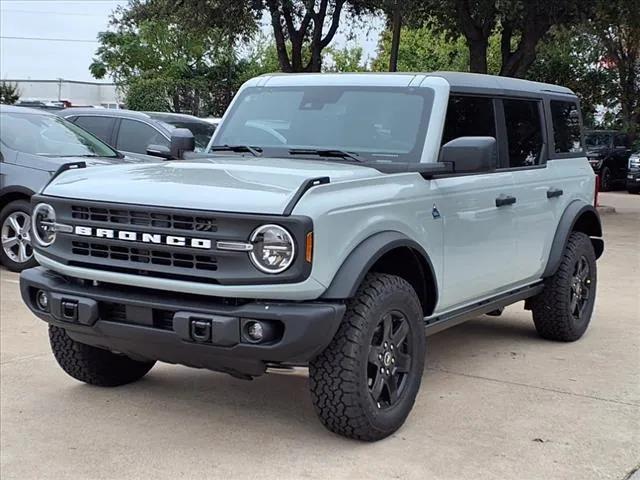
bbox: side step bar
[424,283,544,336]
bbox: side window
[73,116,116,145]
[550,101,582,153]
[441,96,495,145]
[116,119,168,154]
[614,133,628,148]
[503,99,543,168]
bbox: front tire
[49,325,155,386]
[531,232,597,341]
[0,200,37,272]
[309,273,425,441]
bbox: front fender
[321,230,438,304]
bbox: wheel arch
[321,231,438,316]
[0,186,34,211]
[543,200,604,278]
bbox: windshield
[212,86,433,163]
[0,111,118,157]
[148,114,216,152]
[585,133,611,148]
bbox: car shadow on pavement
[57,311,540,442]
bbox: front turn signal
[305,232,313,263]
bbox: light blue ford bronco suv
[20,72,604,441]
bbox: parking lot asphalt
[1,192,638,480]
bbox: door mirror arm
[147,128,195,160]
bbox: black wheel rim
[570,256,592,322]
[366,310,412,409]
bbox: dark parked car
[60,109,216,158]
[0,105,151,272]
[585,130,633,191]
[627,151,640,194]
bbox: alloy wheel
[570,256,591,322]
[367,310,412,409]
[1,211,33,265]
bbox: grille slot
[99,302,175,331]
[72,241,218,271]
[99,302,127,322]
[71,206,217,232]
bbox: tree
[528,26,611,127]
[589,0,640,138]
[370,0,424,71]
[127,0,371,73]
[0,81,20,104]
[90,4,259,116]
[417,0,595,78]
[371,25,502,74]
[324,45,366,71]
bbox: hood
[17,152,154,172]
[586,146,608,157]
[42,156,383,215]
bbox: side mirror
[440,136,497,173]
[146,128,195,160]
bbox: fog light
[246,321,264,342]
[36,290,49,311]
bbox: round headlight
[249,224,295,274]
[32,203,57,247]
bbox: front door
[434,95,518,311]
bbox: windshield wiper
[288,148,363,163]
[209,145,263,157]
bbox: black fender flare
[543,200,604,278]
[321,231,438,307]
[0,186,35,209]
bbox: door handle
[546,188,564,199]
[495,195,516,207]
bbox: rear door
[114,119,169,156]
[505,98,578,283]
[72,115,118,146]
[433,95,518,310]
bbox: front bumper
[20,267,345,378]
[627,171,640,189]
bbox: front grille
[71,205,217,232]
[71,241,218,271]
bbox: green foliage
[0,81,20,105]
[324,45,366,72]
[371,26,502,74]
[413,0,596,77]
[372,26,467,72]
[125,78,172,111]
[528,27,611,127]
[588,0,640,137]
[90,6,270,116]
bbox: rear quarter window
[550,101,582,154]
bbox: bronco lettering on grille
[74,226,211,249]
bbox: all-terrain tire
[531,232,597,342]
[309,273,425,441]
[49,325,155,386]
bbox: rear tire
[531,232,597,341]
[309,273,425,441]
[49,325,155,386]
[599,166,613,191]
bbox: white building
[4,79,122,108]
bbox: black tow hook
[190,319,212,343]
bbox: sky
[0,0,383,83]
